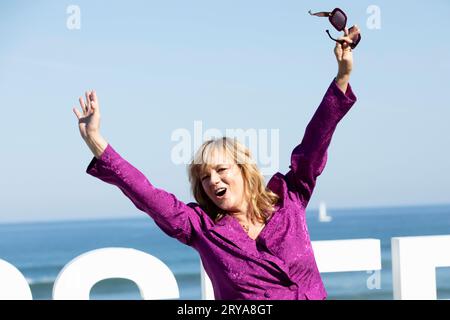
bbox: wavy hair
[188,137,279,223]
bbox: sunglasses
[309,8,361,49]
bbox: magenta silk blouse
[86,78,357,300]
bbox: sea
[0,204,449,300]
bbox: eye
[218,167,228,172]
[201,175,209,181]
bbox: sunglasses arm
[308,10,331,17]
[326,30,346,44]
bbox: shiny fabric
[86,78,357,300]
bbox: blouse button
[289,284,297,291]
[264,291,271,298]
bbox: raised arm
[86,144,203,245]
[286,78,356,206]
[286,27,359,206]
[73,91,203,246]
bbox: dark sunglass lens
[348,26,361,48]
[351,34,361,48]
[331,10,346,31]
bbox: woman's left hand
[334,25,359,77]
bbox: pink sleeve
[286,79,357,206]
[86,144,204,246]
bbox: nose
[209,170,221,185]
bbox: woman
[72,29,358,300]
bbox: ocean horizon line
[1,201,449,226]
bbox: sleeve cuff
[86,144,116,176]
[331,78,357,104]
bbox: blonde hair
[188,137,279,223]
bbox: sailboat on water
[318,201,332,222]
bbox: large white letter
[366,5,381,30]
[257,129,279,175]
[0,259,32,299]
[392,235,450,300]
[66,5,81,30]
[171,128,191,164]
[53,248,179,300]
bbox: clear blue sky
[1,0,449,223]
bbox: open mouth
[214,187,227,198]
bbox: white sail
[319,201,332,222]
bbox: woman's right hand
[72,90,101,141]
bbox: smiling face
[200,149,248,215]
[189,137,278,222]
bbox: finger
[73,107,82,120]
[85,91,91,112]
[344,27,349,37]
[335,40,341,52]
[87,90,93,109]
[88,90,96,113]
[340,39,352,50]
[343,46,352,53]
[79,97,87,114]
[334,42,343,60]
[92,90,98,104]
[338,38,352,51]
[91,90,99,112]
[89,90,95,103]
[334,39,346,51]
[339,36,353,44]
